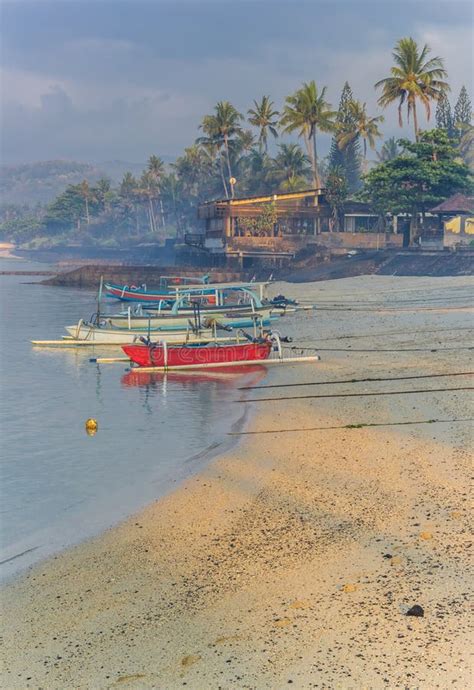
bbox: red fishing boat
[122,339,272,369]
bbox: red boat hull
[122,341,272,368]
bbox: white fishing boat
[62,320,231,345]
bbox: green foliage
[325,166,348,231]
[361,129,473,231]
[453,86,472,130]
[236,203,277,237]
[376,137,400,162]
[281,81,336,187]
[375,37,449,139]
[247,96,279,152]
[435,92,454,136]
[329,83,361,192]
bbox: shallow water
[0,259,265,580]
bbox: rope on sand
[229,418,474,436]
[239,385,474,404]
[239,370,474,391]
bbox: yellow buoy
[85,418,98,435]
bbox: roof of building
[430,193,474,214]
[199,188,325,206]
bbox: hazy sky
[1,0,473,164]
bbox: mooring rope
[239,371,474,391]
[228,418,474,436]
[240,385,474,404]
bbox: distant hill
[0,159,150,205]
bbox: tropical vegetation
[1,36,472,247]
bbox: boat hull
[104,281,269,302]
[65,323,222,344]
[106,309,274,330]
[122,341,272,368]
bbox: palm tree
[139,171,160,233]
[376,137,400,163]
[280,81,336,188]
[147,155,165,228]
[271,144,311,191]
[119,172,138,233]
[200,101,243,198]
[338,101,384,172]
[247,96,279,152]
[375,37,449,141]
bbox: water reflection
[0,263,267,580]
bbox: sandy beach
[2,275,473,689]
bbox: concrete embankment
[284,249,474,282]
[42,265,247,288]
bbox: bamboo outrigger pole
[132,355,320,373]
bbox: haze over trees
[1,36,472,247]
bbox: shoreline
[0,366,257,584]
[2,275,473,688]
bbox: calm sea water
[0,258,265,580]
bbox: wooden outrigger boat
[107,289,277,330]
[123,340,273,368]
[122,333,320,372]
[104,278,271,303]
[61,320,231,345]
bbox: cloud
[1,1,472,163]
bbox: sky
[1,0,473,165]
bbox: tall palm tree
[119,172,138,233]
[376,137,400,163]
[147,155,165,228]
[147,155,165,180]
[196,135,229,198]
[338,100,384,172]
[375,37,449,140]
[247,96,279,152]
[139,171,160,233]
[280,81,336,188]
[200,101,243,197]
[269,144,312,194]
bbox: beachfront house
[186,189,403,267]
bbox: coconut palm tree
[375,37,449,141]
[280,81,336,188]
[138,171,160,233]
[147,155,165,181]
[376,137,400,163]
[271,143,312,184]
[338,101,384,172]
[247,96,279,152]
[199,101,243,198]
[147,155,165,228]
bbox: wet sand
[2,275,473,689]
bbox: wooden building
[186,189,403,266]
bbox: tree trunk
[219,153,229,198]
[148,198,156,232]
[85,197,90,225]
[224,135,234,198]
[160,198,166,231]
[311,130,321,188]
[413,101,419,142]
[409,206,419,244]
[303,132,315,186]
